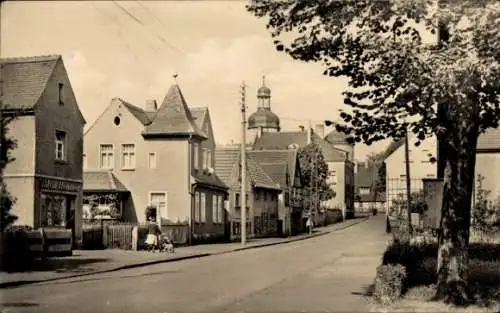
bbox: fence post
[131,225,138,251]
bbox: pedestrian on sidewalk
[145,216,161,252]
[306,216,313,236]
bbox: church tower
[247,76,280,143]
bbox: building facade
[215,147,281,240]
[250,149,304,236]
[247,78,355,220]
[354,162,386,214]
[83,84,228,243]
[2,55,86,244]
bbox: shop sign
[41,178,80,193]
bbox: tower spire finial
[173,73,179,84]
[262,75,266,87]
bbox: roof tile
[1,55,60,110]
[143,84,207,139]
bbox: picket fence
[81,220,189,250]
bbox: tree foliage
[297,143,335,211]
[247,0,500,305]
[366,152,387,194]
[247,0,500,145]
[0,116,18,232]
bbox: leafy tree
[247,0,500,304]
[0,111,18,232]
[297,143,335,213]
[366,152,386,201]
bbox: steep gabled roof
[214,148,281,191]
[253,131,346,162]
[119,98,156,126]
[249,149,300,188]
[260,163,288,188]
[83,170,129,193]
[142,84,207,139]
[190,107,208,130]
[1,55,60,110]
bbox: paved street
[1,216,389,313]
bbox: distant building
[247,78,355,220]
[354,162,385,214]
[250,149,304,236]
[83,84,228,243]
[215,147,281,240]
[383,130,500,214]
[1,55,86,244]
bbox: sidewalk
[0,217,368,289]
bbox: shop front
[35,177,83,250]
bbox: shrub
[374,264,407,304]
[1,226,34,271]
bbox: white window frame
[202,148,208,169]
[149,191,168,222]
[55,130,66,161]
[206,150,212,169]
[200,192,206,222]
[218,195,224,223]
[212,195,218,223]
[99,144,114,169]
[148,152,157,169]
[193,142,199,170]
[194,192,200,222]
[121,144,136,170]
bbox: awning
[83,170,129,193]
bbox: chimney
[146,99,158,111]
[314,124,325,138]
[299,125,305,132]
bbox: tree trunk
[435,124,478,305]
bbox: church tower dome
[248,76,280,137]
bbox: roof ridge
[0,54,61,64]
[108,171,117,190]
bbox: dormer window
[58,83,64,105]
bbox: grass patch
[372,240,500,310]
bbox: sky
[1,0,391,161]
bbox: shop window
[218,195,224,223]
[194,192,200,222]
[255,191,260,201]
[55,130,66,161]
[41,193,70,227]
[100,144,114,169]
[200,193,206,222]
[212,195,218,223]
[121,144,136,169]
[264,192,268,201]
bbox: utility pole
[240,82,247,245]
[404,132,413,234]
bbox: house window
[200,192,206,222]
[212,195,217,223]
[202,149,207,169]
[55,130,66,161]
[121,144,135,169]
[193,142,199,170]
[235,193,240,206]
[150,192,167,221]
[206,150,212,169]
[83,154,87,169]
[194,192,200,222]
[100,144,114,169]
[255,191,260,201]
[359,187,370,195]
[58,83,64,105]
[264,192,268,201]
[218,195,224,223]
[148,152,157,169]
